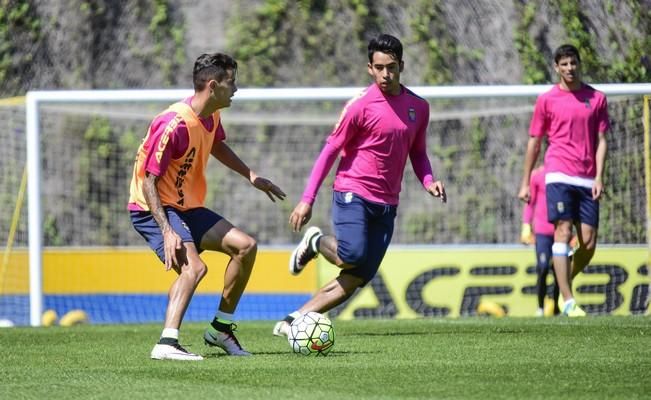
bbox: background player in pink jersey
[273,34,446,336]
[521,165,560,316]
[129,53,285,360]
[518,44,609,317]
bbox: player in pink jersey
[521,165,560,316]
[273,34,446,337]
[129,53,285,360]
[518,44,609,317]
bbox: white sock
[563,298,575,309]
[215,310,234,324]
[161,328,179,340]
[289,311,302,320]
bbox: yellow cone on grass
[41,309,58,327]
[59,310,89,327]
[477,301,506,318]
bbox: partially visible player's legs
[301,273,365,314]
[570,185,599,284]
[275,243,362,337]
[550,268,561,315]
[535,270,548,316]
[274,232,361,337]
[288,191,368,278]
[290,218,386,313]
[275,193,395,337]
[201,218,257,312]
[552,220,573,302]
[274,234,356,336]
[571,222,598,279]
[298,207,394,314]
[300,201,393,315]
[131,208,207,360]
[200,218,257,356]
[163,244,207,328]
[534,234,553,316]
[552,220,585,316]
[546,183,585,316]
[151,242,207,361]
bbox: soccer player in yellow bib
[128,53,285,360]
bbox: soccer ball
[288,311,335,356]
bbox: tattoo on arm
[143,172,170,232]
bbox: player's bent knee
[339,248,367,267]
[243,238,257,257]
[580,232,597,251]
[232,235,256,254]
[583,240,596,252]
[184,261,208,282]
[554,226,572,241]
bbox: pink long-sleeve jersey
[302,83,434,206]
[522,167,554,236]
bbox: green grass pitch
[2,317,649,399]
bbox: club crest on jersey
[408,107,416,121]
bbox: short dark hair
[193,53,238,91]
[553,44,581,64]
[368,34,403,63]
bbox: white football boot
[150,343,203,361]
[289,226,322,275]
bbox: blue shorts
[546,183,599,228]
[130,207,223,263]
[332,191,397,283]
[534,234,553,272]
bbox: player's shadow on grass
[346,331,437,337]
[202,350,374,357]
[202,350,290,357]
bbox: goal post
[17,83,651,325]
[645,95,651,285]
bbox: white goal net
[1,84,649,325]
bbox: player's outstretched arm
[251,173,286,202]
[288,141,339,232]
[211,140,285,202]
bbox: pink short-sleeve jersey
[529,84,609,179]
[301,83,434,205]
[140,97,225,178]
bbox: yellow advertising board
[319,246,649,318]
[2,248,316,294]
[1,246,647,322]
